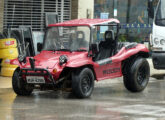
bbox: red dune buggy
[11,19,150,98]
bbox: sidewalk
[0,77,12,89]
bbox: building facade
[0,0,4,32]
[0,0,94,32]
[0,0,156,43]
[94,0,154,42]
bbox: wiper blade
[55,49,72,52]
[73,49,87,52]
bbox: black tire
[72,68,94,98]
[123,58,150,92]
[12,67,33,96]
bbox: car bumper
[152,52,165,69]
[21,68,56,85]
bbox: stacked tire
[0,38,18,77]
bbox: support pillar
[0,0,4,32]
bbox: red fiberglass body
[11,18,149,83]
[11,44,149,82]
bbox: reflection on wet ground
[0,77,165,120]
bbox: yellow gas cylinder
[0,66,17,77]
[0,38,17,49]
[1,58,18,68]
[0,48,19,59]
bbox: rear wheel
[12,67,33,96]
[72,68,94,98]
[123,58,150,92]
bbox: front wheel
[72,68,94,98]
[123,58,150,92]
[12,67,33,96]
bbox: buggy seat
[94,30,117,61]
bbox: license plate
[26,76,45,84]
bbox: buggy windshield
[43,26,90,51]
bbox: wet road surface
[1,77,165,120]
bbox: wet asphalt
[1,76,165,120]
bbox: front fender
[112,44,149,62]
[10,57,33,68]
[65,58,94,68]
[10,58,20,66]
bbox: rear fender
[112,44,149,63]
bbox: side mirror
[37,43,43,52]
[148,0,154,19]
[91,43,99,55]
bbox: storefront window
[94,0,155,43]
[94,0,113,18]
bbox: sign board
[114,8,118,17]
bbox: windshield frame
[42,26,92,52]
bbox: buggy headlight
[59,55,68,65]
[154,38,159,45]
[160,39,165,45]
[18,55,26,63]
